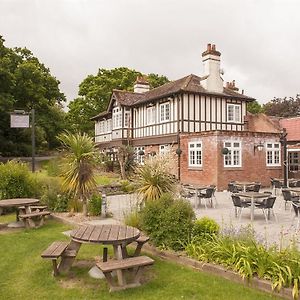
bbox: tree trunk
[82,199,87,216]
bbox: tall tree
[66,67,169,135]
[0,36,66,156]
[247,100,264,114]
[263,95,300,117]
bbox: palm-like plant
[136,153,176,203]
[58,131,98,215]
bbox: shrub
[141,193,195,250]
[136,154,177,203]
[42,158,62,177]
[120,180,137,193]
[124,206,142,229]
[192,217,220,239]
[88,194,102,216]
[0,161,39,199]
[37,174,70,212]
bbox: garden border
[141,243,294,300]
[51,213,294,299]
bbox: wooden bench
[19,205,48,212]
[41,241,76,276]
[96,256,154,292]
[19,211,51,228]
[123,235,150,258]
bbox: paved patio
[102,190,300,248]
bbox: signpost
[10,109,36,172]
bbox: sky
[1,0,299,108]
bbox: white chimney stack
[201,44,223,93]
[134,76,150,93]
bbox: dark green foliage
[0,160,39,199]
[66,67,169,134]
[247,100,264,114]
[0,36,66,156]
[192,217,220,239]
[88,194,102,216]
[141,193,195,250]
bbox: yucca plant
[58,131,99,215]
[136,153,176,203]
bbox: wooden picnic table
[58,224,140,286]
[0,198,39,223]
[236,192,269,221]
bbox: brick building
[92,44,282,190]
[280,117,300,179]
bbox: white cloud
[1,0,299,105]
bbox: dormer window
[160,102,170,123]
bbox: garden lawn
[0,219,281,300]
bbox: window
[124,109,131,127]
[227,104,241,123]
[289,152,299,171]
[147,106,156,125]
[159,144,170,155]
[224,141,242,167]
[188,141,202,167]
[134,146,145,165]
[112,107,122,129]
[266,143,281,166]
[160,102,170,122]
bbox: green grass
[95,173,120,185]
[0,220,281,300]
[0,213,16,223]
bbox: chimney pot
[207,43,211,51]
[212,44,216,51]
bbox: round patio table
[237,192,269,221]
[58,224,140,284]
[0,198,40,223]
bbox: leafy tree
[66,67,169,135]
[247,100,264,114]
[0,36,66,156]
[263,95,300,117]
[58,131,99,215]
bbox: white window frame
[112,107,122,129]
[124,109,130,128]
[224,141,242,167]
[147,106,156,125]
[227,104,241,123]
[266,142,281,166]
[159,144,170,155]
[134,146,145,165]
[188,141,202,167]
[160,102,170,123]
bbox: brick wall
[180,131,282,190]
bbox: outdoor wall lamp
[176,148,182,156]
[254,142,264,153]
[221,147,229,155]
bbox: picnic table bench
[41,241,76,276]
[19,210,51,228]
[96,255,154,292]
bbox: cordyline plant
[136,153,177,203]
[58,131,99,216]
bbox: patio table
[235,181,256,192]
[0,198,39,226]
[185,185,210,207]
[58,224,140,285]
[236,192,269,221]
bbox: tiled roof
[280,117,300,141]
[92,74,254,120]
[245,113,281,133]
